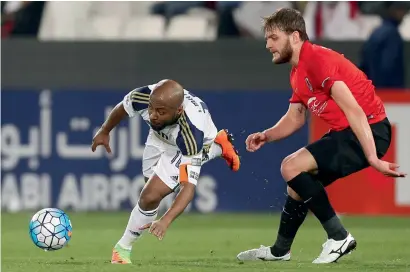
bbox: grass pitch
[2,212,410,272]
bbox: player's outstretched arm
[91,102,128,153]
[160,158,200,224]
[246,103,307,152]
[331,81,406,178]
[139,146,202,240]
[264,103,308,142]
[163,181,195,223]
[139,181,195,241]
[100,102,128,134]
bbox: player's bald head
[150,79,184,109]
[148,79,184,131]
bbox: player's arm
[160,154,202,226]
[246,103,307,152]
[330,81,378,163]
[143,152,202,240]
[103,85,152,131]
[91,102,128,153]
[263,103,307,142]
[330,82,404,177]
[161,182,196,225]
[99,103,128,134]
[91,86,150,153]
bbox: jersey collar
[297,41,312,66]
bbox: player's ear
[291,31,298,43]
[177,105,183,115]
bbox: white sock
[202,142,222,165]
[117,203,158,250]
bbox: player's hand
[91,128,112,153]
[370,159,407,178]
[245,132,267,152]
[139,220,169,240]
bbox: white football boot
[312,233,357,264]
[236,245,291,262]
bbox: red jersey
[289,41,386,131]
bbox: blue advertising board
[1,89,308,213]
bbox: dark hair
[262,8,309,41]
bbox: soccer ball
[29,208,73,251]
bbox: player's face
[265,28,293,64]
[148,100,182,131]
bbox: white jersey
[123,81,217,155]
[122,81,218,187]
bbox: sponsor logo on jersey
[307,97,328,116]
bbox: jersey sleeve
[177,110,205,186]
[176,94,208,186]
[289,91,303,103]
[307,58,339,94]
[122,85,152,117]
[176,111,205,156]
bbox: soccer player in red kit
[237,8,407,264]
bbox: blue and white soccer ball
[29,208,73,251]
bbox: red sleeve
[308,59,339,94]
[289,90,302,103]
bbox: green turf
[2,212,410,272]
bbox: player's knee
[287,186,302,201]
[281,150,318,181]
[280,156,299,181]
[282,153,294,165]
[138,191,161,211]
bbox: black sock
[287,172,348,241]
[270,196,308,257]
[322,216,348,240]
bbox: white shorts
[143,131,184,191]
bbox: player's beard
[150,112,181,132]
[273,38,293,64]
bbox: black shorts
[306,118,392,187]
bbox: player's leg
[284,119,390,264]
[269,152,308,258]
[309,119,392,263]
[236,152,311,262]
[112,140,165,264]
[237,135,351,262]
[270,168,342,258]
[280,147,349,242]
[113,144,189,264]
[236,184,306,261]
[210,129,240,171]
[113,174,174,264]
[281,145,357,264]
[268,188,307,256]
[201,114,240,171]
[238,120,391,263]
[201,142,222,164]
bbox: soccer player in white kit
[91,79,240,264]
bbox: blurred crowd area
[1,1,409,41]
[2,1,409,89]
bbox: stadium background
[1,1,410,271]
